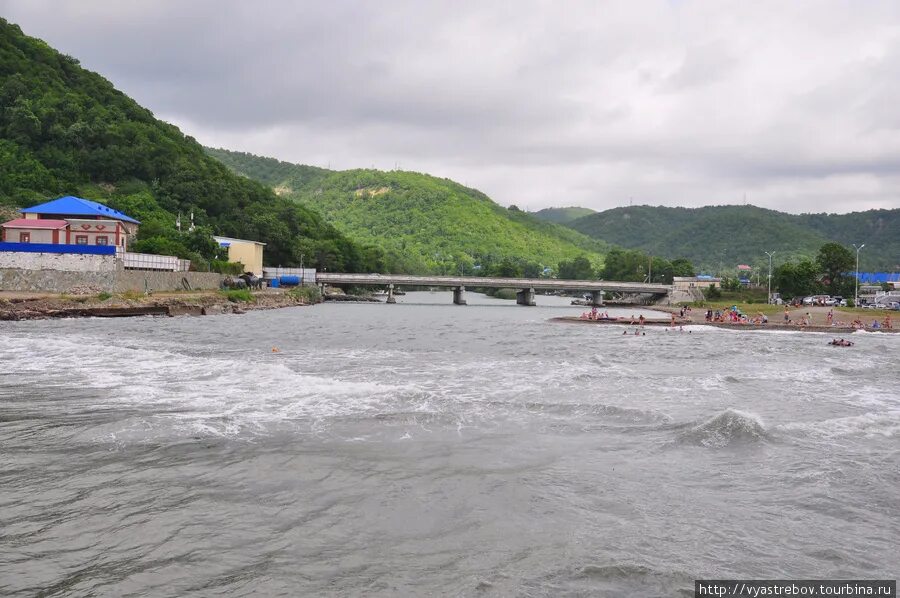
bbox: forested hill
[530,206,596,225]
[0,19,381,271]
[206,148,608,274]
[566,205,899,271]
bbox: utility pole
[765,251,775,304]
[853,244,865,306]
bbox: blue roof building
[2,196,140,251]
[21,196,140,224]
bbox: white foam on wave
[677,408,768,447]
[778,411,900,438]
[3,334,430,439]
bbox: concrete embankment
[0,290,316,321]
[0,266,224,294]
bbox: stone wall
[114,271,224,293]
[0,268,117,293]
[0,267,224,293]
[0,251,118,272]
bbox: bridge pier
[516,287,536,306]
[386,284,396,304]
[591,290,604,306]
[452,285,467,305]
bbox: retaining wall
[0,268,117,293]
[0,251,118,272]
[0,268,224,293]
[114,271,224,293]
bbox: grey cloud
[2,0,900,213]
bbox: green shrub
[96,291,113,301]
[288,285,322,304]
[221,289,253,303]
[211,260,244,275]
[704,285,722,300]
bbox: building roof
[213,235,266,246]
[1,218,69,229]
[21,196,140,224]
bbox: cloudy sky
[3,1,900,214]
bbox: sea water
[1,292,898,596]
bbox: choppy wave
[677,409,768,447]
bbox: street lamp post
[852,244,865,307]
[764,251,775,304]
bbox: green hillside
[0,19,381,272]
[207,148,608,274]
[567,205,899,272]
[531,206,596,225]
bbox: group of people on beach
[705,306,767,325]
[579,306,612,321]
[855,314,893,329]
[785,308,893,330]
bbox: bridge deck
[316,273,671,294]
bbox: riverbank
[0,289,317,321]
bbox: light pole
[853,244,865,306]
[764,251,775,304]
[299,253,304,285]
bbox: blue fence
[0,242,117,255]
[853,272,900,284]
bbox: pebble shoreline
[0,291,314,321]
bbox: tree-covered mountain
[0,18,382,271]
[566,205,898,272]
[530,206,596,225]
[206,148,608,274]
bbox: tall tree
[558,255,595,280]
[816,242,854,296]
[774,259,821,298]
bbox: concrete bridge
[315,272,672,306]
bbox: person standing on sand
[827,309,833,326]
[784,309,790,323]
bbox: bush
[288,285,322,304]
[704,284,722,300]
[846,298,855,308]
[96,291,112,301]
[210,260,244,275]
[221,289,253,303]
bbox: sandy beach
[557,305,898,334]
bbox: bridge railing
[315,272,671,293]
